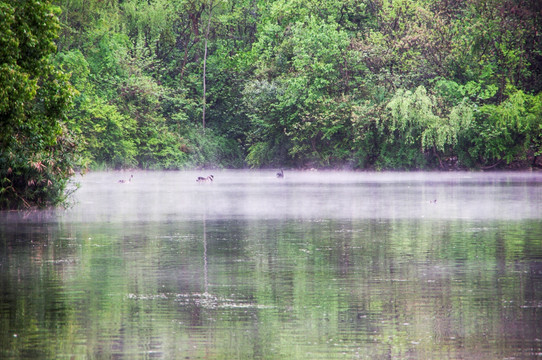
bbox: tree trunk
[202,0,214,130]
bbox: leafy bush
[467,89,542,167]
[0,0,79,209]
[184,127,244,169]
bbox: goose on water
[118,175,133,183]
[197,175,214,183]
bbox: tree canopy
[53,0,542,170]
[1,0,77,209]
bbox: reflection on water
[1,170,542,359]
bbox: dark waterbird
[118,174,133,183]
[276,169,284,178]
[197,175,214,183]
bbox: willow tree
[0,0,78,209]
[385,86,474,168]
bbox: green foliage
[55,49,91,94]
[351,101,384,168]
[22,0,542,175]
[434,78,498,105]
[137,124,189,169]
[73,96,137,169]
[85,30,130,99]
[246,17,355,167]
[468,89,542,166]
[245,142,274,168]
[0,0,79,209]
[243,79,290,167]
[350,85,477,170]
[183,127,244,168]
[387,86,474,154]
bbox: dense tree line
[52,0,541,170]
[1,0,77,208]
[1,0,542,207]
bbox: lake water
[1,170,541,359]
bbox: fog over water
[1,170,542,359]
[63,170,542,222]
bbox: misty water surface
[1,170,541,359]
[64,170,542,221]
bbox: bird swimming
[118,174,133,183]
[276,169,284,178]
[197,175,214,183]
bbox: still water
[1,170,541,359]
